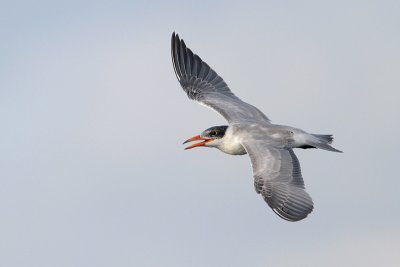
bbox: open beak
[183,135,213,150]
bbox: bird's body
[172,33,342,221]
[206,123,339,155]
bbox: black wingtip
[171,32,176,47]
[171,32,183,81]
[172,32,180,41]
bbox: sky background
[1,1,400,266]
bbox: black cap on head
[201,126,228,139]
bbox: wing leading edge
[171,33,270,124]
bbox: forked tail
[310,134,342,153]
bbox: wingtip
[171,32,183,50]
[272,203,314,222]
[171,32,176,43]
[172,32,180,41]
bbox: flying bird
[171,32,342,221]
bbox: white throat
[215,131,247,155]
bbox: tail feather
[312,142,343,153]
[312,134,333,144]
[309,134,342,153]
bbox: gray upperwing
[241,140,314,221]
[171,33,270,124]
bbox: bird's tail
[309,134,342,153]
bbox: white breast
[217,127,247,155]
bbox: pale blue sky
[1,1,400,266]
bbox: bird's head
[183,126,228,150]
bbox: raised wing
[241,140,314,221]
[171,33,270,124]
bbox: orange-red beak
[183,135,213,150]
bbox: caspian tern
[171,33,342,221]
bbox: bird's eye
[209,131,216,136]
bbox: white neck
[212,134,247,156]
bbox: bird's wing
[171,33,270,124]
[241,139,314,221]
